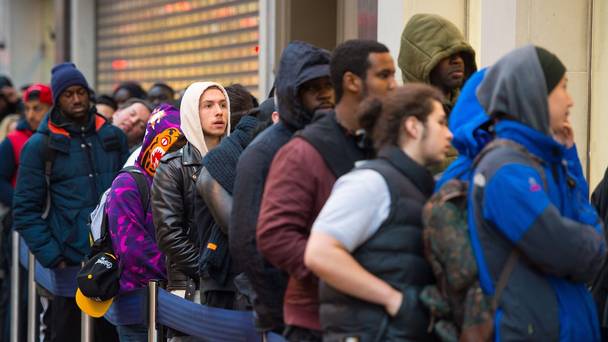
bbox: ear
[404,116,421,140]
[343,71,362,95]
[271,111,279,124]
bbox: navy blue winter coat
[13,107,128,267]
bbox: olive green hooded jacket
[399,13,477,174]
[399,13,477,111]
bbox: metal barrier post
[81,311,93,342]
[148,280,158,342]
[10,232,20,342]
[81,262,93,342]
[26,252,36,342]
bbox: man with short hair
[0,84,52,207]
[229,40,334,334]
[95,94,117,120]
[256,39,396,341]
[147,82,176,107]
[13,62,129,341]
[112,98,153,150]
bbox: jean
[117,324,148,342]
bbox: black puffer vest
[297,111,372,178]
[319,146,436,342]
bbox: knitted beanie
[534,47,566,94]
[50,62,90,103]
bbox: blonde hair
[0,114,21,141]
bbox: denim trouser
[116,324,147,342]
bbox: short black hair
[113,81,147,99]
[149,82,175,95]
[225,83,258,130]
[96,94,117,110]
[0,75,13,88]
[26,90,41,102]
[330,40,389,103]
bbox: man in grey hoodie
[471,45,605,341]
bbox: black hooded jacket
[228,41,331,332]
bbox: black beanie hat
[535,46,566,94]
[51,62,91,103]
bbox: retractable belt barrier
[156,288,259,340]
[18,237,287,341]
[105,286,286,341]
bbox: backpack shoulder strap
[473,138,548,189]
[41,133,57,220]
[121,166,151,212]
[91,167,150,255]
[473,138,548,309]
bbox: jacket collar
[45,106,106,138]
[377,146,435,197]
[16,118,32,132]
[182,142,202,166]
[495,120,564,164]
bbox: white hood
[179,81,231,156]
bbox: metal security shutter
[95,0,259,96]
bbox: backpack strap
[472,138,548,310]
[92,167,151,255]
[492,250,518,311]
[41,134,57,220]
[473,139,548,188]
[120,166,151,212]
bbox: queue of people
[0,13,606,342]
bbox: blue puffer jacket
[470,45,606,341]
[13,107,129,267]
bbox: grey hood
[476,44,550,135]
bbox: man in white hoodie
[151,82,230,340]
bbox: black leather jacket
[152,143,213,290]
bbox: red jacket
[7,128,33,186]
[257,137,336,331]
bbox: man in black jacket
[152,82,230,340]
[228,41,334,334]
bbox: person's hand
[553,119,575,149]
[385,289,403,317]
